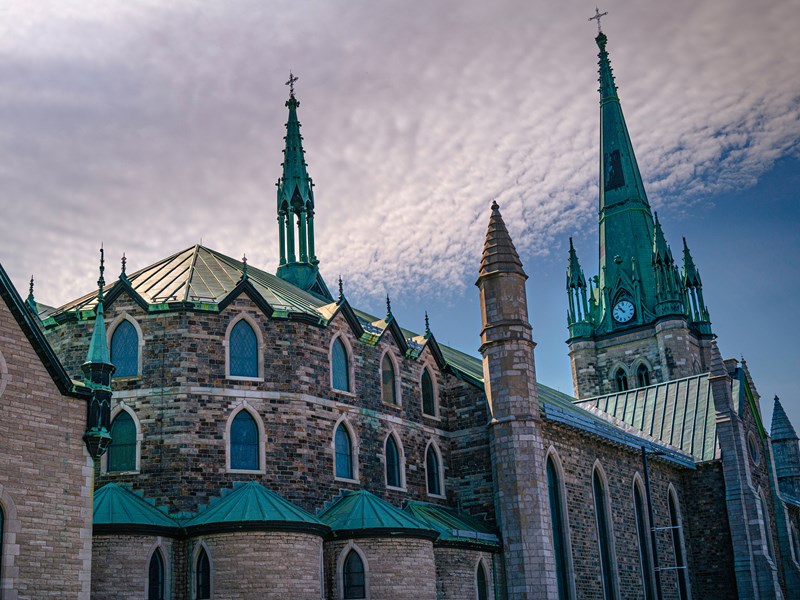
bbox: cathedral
[0,22,798,600]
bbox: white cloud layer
[0,0,798,306]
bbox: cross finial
[338,275,344,302]
[386,294,392,319]
[121,253,127,277]
[286,71,299,98]
[97,244,106,302]
[589,7,608,34]
[29,275,34,299]
[241,254,248,280]
[424,311,430,336]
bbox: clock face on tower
[612,300,635,323]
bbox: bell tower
[567,23,713,398]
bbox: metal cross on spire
[589,7,608,34]
[286,71,299,97]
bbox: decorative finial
[241,254,248,280]
[29,275,34,299]
[338,275,344,303]
[386,294,392,319]
[121,253,127,277]
[589,7,608,34]
[286,71,299,98]
[424,311,430,336]
[491,200,499,211]
[97,244,106,302]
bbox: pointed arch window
[636,364,650,388]
[148,549,166,600]
[476,560,489,600]
[634,481,656,600]
[230,410,259,471]
[108,411,136,472]
[614,368,628,392]
[421,368,436,416]
[335,424,354,480]
[332,338,351,392]
[0,504,4,579]
[668,490,690,600]
[593,468,618,600]
[111,320,139,377]
[386,435,401,488]
[547,456,573,600]
[791,523,800,564]
[381,354,398,405]
[343,549,366,599]
[195,547,211,600]
[426,444,443,496]
[229,320,258,378]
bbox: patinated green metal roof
[93,483,179,530]
[183,482,325,530]
[574,374,719,462]
[318,490,436,538]
[403,501,499,548]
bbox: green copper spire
[681,237,710,330]
[82,246,114,460]
[275,73,332,301]
[567,238,592,337]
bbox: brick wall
[433,547,500,600]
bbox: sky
[0,0,798,431]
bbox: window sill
[226,375,264,383]
[386,485,407,492]
[112,375,141,382]
[422,413,441,421]
[381,401,403,410]
[333,389,357,398]
[335,476,360,484]
[427,492,446,500]
[227,468,266,475]
[105,470,140,476]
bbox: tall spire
[275,74,332,300]
[681,237,711,330]
[82,246,115,460]
[479,201,526,279]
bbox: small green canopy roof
[183,482,326,532]
[94,483,179,531]
[404,501,500,548]
[318,490,436,538]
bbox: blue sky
[0,1,798,430]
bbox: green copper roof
[184,482,325,530]
[93,483,179,530]
[318,490,435,537]
[403,502,499,548]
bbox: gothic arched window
[229,319,258,378]
[381,354,397,405]
[385,435,401,488]
[0,504,4,580]
[111,320,139,377]
[614,368,629,392]
[148,548,165,600]
[332,338,351,392]
[426,444,443,496]
[421,368,436,416]
[634,481,656,600]
[636,364,650,388]
[476,560,489,600]
[343,549,366,599]
[335,424,354,480]
[547,456,573,600]
[195,546,211,600]
[593,467,618,600]
[108,411,136,472]
[668,490,690,600]
[229,410,260,471]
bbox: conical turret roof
[772,396,798,441]
[478,201,526,279]
[94,483,179,531]
[318,490,436,538]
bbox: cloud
[0,0,797,306]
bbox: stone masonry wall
[92,535,176,600]
[324,537,436,600]
[433,547,500,600]
[0,297,93,600]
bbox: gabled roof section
[404,501,500,549]
[0,261,85,398]
[184,482,327,535]
[93,483,180,533]
[318,490,437,540]
[574,374,718,462]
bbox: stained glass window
[381,355,397,405]
[230,410,259,470]
[476,561,488,600]
[634,483,655,600]
[195,547,211,600]
[108,411,136,472]
[343,550,365,599]
[593,469,617,600]
[636,364,650,388]
[386,435,401,488]
[229,320,258,378]
[332,338,350,392]
[111,320,138,377]
[547,457,572,600]
[148,549,165,600]
[669,492,689,600]
[335,425,353,479]
[422,369,435,416]
[426,445,441,496]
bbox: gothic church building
[0,25,799,600]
